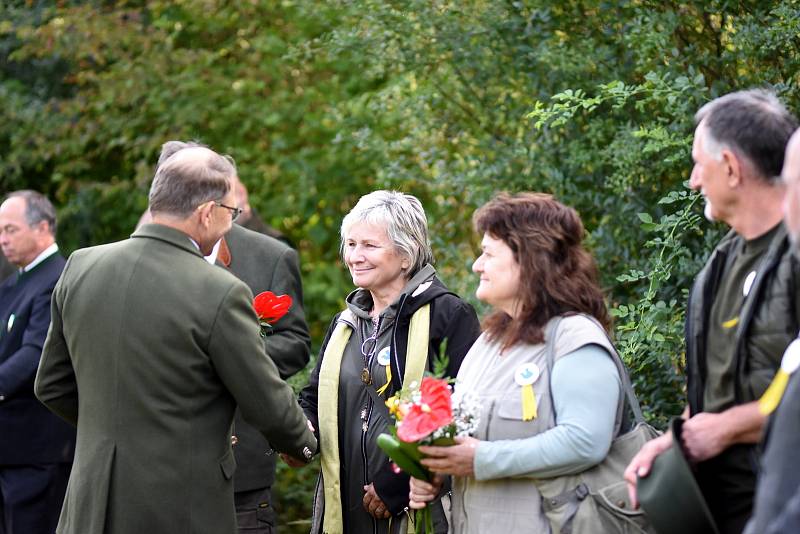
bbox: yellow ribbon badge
[516,363,540,421]
[760,339,800,415]
[375,347,393,396]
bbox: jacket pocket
[591,481,650,534]
[219,448,237,480]
[491,392,547,440]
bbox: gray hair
[340,190,434,275]
[158,140,203,167]
[5,190,57,236]
[695,89,798,183]
[148,145,236,218]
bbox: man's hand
[623,432,673,509]
[682,402,764,462]
[681,412,732,462]
[362,483,391,519]
[279,453,306,468]
[418,436,479,477]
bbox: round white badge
[377,346,391,366]
[743,270,757,297]
[781,339,800,374]
[515,363,540,386]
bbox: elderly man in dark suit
[156,141,311,533]
[0,190,75,534]
[35,145,316,534]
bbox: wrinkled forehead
[343,220,390,242]
[0,196,27,222]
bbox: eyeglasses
[214,201,242,221]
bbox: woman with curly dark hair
[409,192,624,533]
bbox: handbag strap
[544,315,646,425]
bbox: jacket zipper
[361,394,378,533]
[361,315,380,534]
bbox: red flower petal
[253,291,293,325]
[397,377,453,442]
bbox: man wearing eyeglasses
[35,145,317,534]
[155,141,312,534]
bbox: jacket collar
[131,223,204,259]
[345,264,438,321]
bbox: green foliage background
[4,1,800,531]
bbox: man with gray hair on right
[35,145,317,534]
[625,89,800,534]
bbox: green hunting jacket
[35,223,316,534]
[219,223,311,493]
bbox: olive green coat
[35,223,316,534]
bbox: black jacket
[685,224,800,529]
[686,224,800,414]
[300,268,480,526]
[0,252,75,464]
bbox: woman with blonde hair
[300,190,481,533]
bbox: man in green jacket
[625,89,800,534]
[155,140,312,533]
[34,145,316,534]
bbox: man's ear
[196,201,214,229]
[722,148,743,188]
[33,220,50,234]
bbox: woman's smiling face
[343,222,410,294]
[472,232,522,317]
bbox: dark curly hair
[473,192,611,349]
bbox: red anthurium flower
[397,377,453,443]
[253,291,293,325]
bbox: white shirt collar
[186,237,220,264]
[204,240,221,265]
[22,243,59,273]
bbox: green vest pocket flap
[594,481,645,518]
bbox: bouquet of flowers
[252,291,292,336]
[377,376,481,533]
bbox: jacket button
[617,500,626,508]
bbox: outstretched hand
[279,453,306,468]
